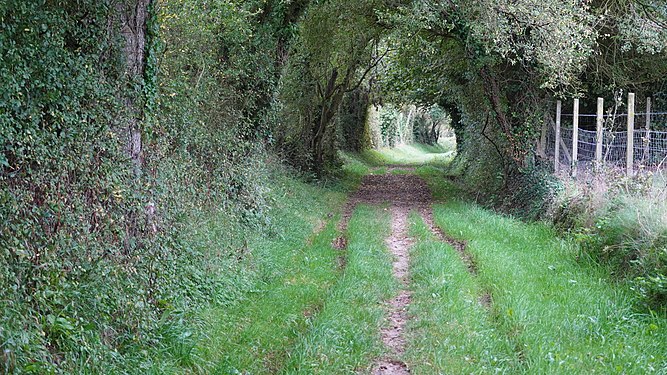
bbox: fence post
[627,93,635,176]
[644,97,651,163]
[596,97,604,170]
[572,98,579,177]
[555,100,561,173]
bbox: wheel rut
[338,168,493,373]
[354,172,429,375]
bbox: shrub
[549,169,667,310]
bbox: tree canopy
[2,0,667,371]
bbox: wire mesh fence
[545,98,667,173]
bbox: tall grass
[550,170,667,309]
[437,202,667,373]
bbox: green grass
[416,170,667,374]
[175,145,667,375]
[283,205,396,374]
[190,203,395,374]
[406,212,519,374]
[341,142,456,168]
[182,173,347,373]
[178,165,398,374]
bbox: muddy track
[366,173,431,374]
[335,169,494,374]
[373,204,413,375]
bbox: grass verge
[175,172,348,373]
[419,170,667,374]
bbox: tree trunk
[430,121,440,144]
[116,0,151,178]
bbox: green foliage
[0,1,135,371]
[378,104,400,146]
[3,0,667,370]
[276,0,388,174]
[0,0,300,372]
[379,0,667,219]
[412,105,450,145]
[338,89,372,152]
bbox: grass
[406,212,519,373]
[182,173,348,373]
[180,169,396,373]
[283,205,396,374]
[416,169,667,374]
[176,143,667,374]
[341,142,456,167]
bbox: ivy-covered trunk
[116,0,152,178]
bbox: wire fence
[545,97,667,174]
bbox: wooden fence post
[644,97,651,162]
[572,99,579,177]
[555,100,561,172]
[596,97,604,170]
[627,93,635,176]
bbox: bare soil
[361,173,431,375]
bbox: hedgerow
[0,0,292,372]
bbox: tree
[115,0,153,177]
[279,0,391,174]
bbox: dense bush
[0,0,295,372]
[0,2,138,371]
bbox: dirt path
[372,204,413,374]
[336,172,425,375]
[335,169,480,373]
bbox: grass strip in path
[406,212,519,374]
[283,205,396,374]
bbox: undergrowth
[191,175,346,373]
[550,169,667,311]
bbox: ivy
[0,0,287,372]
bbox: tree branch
[344,47,392,93]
